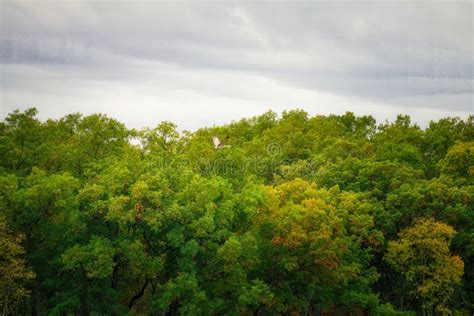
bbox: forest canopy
[0,108,472,315]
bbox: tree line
[0,108,472,315]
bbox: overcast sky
[0,1,472,130]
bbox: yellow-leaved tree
[0,216,35,316]
[385,218,464,315]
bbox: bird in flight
[212,136,230,149]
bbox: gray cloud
[0,1,472,128]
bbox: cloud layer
[1,1,472,129]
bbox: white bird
[212,136,230,149]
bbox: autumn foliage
[0,109,471,315]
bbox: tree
[253,179,381,314]
[0,108,42,173]
[0,216,35,316]
[385,218,464,315]
[439,142,474,183]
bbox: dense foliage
[0,108,472,315]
